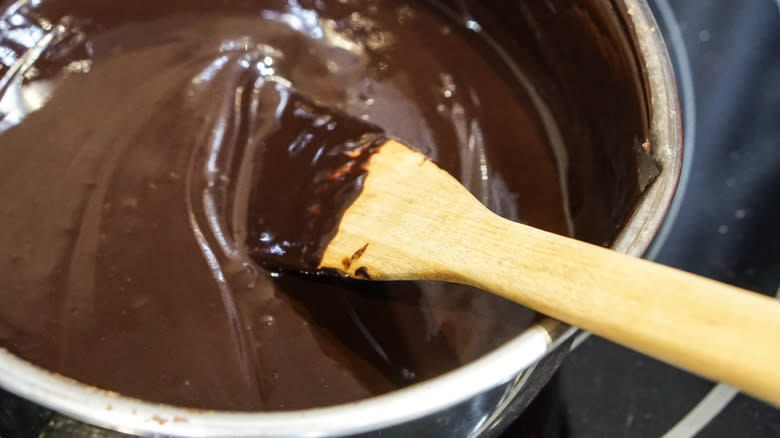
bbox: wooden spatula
[304,139,780,407]
[243,88,780,406]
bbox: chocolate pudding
[0,0,649,411]
[243,88,387,273]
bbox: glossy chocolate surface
[244,88,385,272]
[0,0,648,411]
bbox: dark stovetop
[1,1,778,437]
[506,0,780,437]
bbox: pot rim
[0,0,682,436]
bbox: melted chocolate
[0,0,649,411]
[244,87,385,272]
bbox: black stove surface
[507,0,780,436]
[1,1,778,437]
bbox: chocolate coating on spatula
[245,89,385,272]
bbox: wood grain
[320,139,780,407]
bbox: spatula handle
[455,210,780,407]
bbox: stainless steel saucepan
[0,0,681,436]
